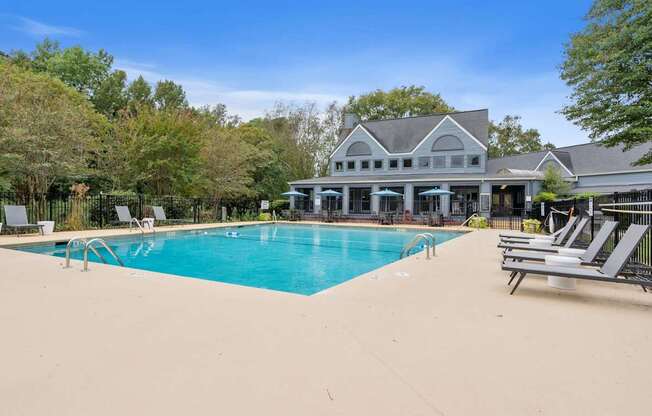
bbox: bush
[522,218,541,234]
[573,191,601,200]
[270,199,289,211]
[533,192,557,203]
[258,212,272,221]
[468,216,488,229]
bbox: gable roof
[333,109,489,155]
[487,142,652,176]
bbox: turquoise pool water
[15,224,463,295]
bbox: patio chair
[3,205,44,236]
[152,206,187,225]
[499,217,582,251]
[503,220,618,267]
[499,223,566,240]
[115,205,144,230]
[500,216,577,244]
[502,224,650,295]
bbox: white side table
[545,255,580,290]
[37,221,55,235]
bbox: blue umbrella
[318,189,342,212]
[418,189,454,196]
[371,188,403,213]
[281,190,308,197]
[370,189,403,197]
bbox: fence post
[138,194,144,219]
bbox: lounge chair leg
[508,271,517,285]
[510,273,526,295]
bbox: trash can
[37,221,55,235]
[545,255,580,290]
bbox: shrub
[522,218,541,234]
[533,192,557,203]
[573,191,601,200]
[258,212,272,221]
[468,216,488,229]
[270,199,289,211]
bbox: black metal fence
[531,189,652,273]
[0,192,260,234]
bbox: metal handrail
[64,237,107,268]
[460,213,479,227]
[400,234,431,259]
[420,232,436,257]
[83,238,124,272]
[130,218,146,234]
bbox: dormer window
[402,158,413,169]
[335,161,343,172]
[418,157,430,168]
[374,160,383,169]
[361,160,370,170]
[389,159,399,169]
[468,155,481,167]
[347,160,356,170]
[433,156,446,168]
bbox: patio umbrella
[317,189,343,211]
[370,188,403,212]
[418,188,454,214]
[280,190,308,197]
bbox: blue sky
[2,1,594,146]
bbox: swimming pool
[15,224,463,295]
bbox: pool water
[16,224,463,295]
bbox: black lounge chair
[502,224,650,295]
[503,220,618,266]
[3,205,44,236]
[499,217,588,253]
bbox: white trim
[329,124,390,158]
[290,176,545,185]
[439,116,488,151]
[534,151,574,176]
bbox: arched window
[346,141,372,156]
[431,135,464,152]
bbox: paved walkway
[1,224,650,415]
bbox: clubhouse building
[288,109,652,219]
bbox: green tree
[541,165,571,196]
[126,75,154,113]
[91,70,127,118]
[346,85,453,121]
[561,0,652,164]
[0,61,106,195]
[153,80,188,111]
[116,107,204,195]
[488,115,555,158]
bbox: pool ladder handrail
[83,238,124,271]
[64,237,108,268]
[130,218,155,235]
[400,233,435,259]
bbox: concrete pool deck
[1,223,651,415]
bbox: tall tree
[0,61,106,195]
[561,0,652,164]
[346,85,453,121]
[91,70,127,118]
[126,75,154,113]
[488,115,555,158]
[153,80,188,111]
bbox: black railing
[0,192,260,234]
[531,189,652,273]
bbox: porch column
[313,186,322,214]
[440,183,450,216]
[404,183,414,214]
[480,181,491,218]
[371,184,380,213]
[289,185,295,209]
[342,185,350,215]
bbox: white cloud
[13,17,82,37]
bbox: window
[418,157,430,168]
[402,158,413,169]
[451,155,464,168]
[347,160,356,170]
[468,155,481,167]
[374,160,383,170]
[389,159,399,169]
[335,161,343,172]
[361,160,370,170]
[433,156,446,168]
[349,188,371,213]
